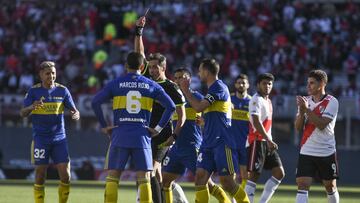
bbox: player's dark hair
[235,74,249,82]
[148,52,166,67]
[39,61,55,71]
[256,73,275,84]
[127,52,144,70]
[200,58,219,75]
[174,68,191,77]
[309,69,328,84]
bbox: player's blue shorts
[197,143,239,176]
[105,144,153,171]
[31,137,69,165]
[162,144,198,175]
[237,147,247,166]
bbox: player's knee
[296,178,310,190]
[323,181,337,193]
[162,174,174,188]
[136,171,150,181]
[60,172,71,183]
[162,180,173,188]
[219,176,236,193]
[195,169,209,185]
[35,167,47,178]
[272,166,285,180]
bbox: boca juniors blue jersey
[202,80,235,148]
[92,72,175,148]
[231,94,251,149]
[23,83,76,142]
[172,90,203,150]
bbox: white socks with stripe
[245,180,256,203]
[327,190,339,203]
[296,190,308,203]
[172,182,189,203]
[259,176,281,203]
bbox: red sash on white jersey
[248,98,272,145]
[301,97,330,147]
[248,119,272,145]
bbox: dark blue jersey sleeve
[91,82,113,128]
[23,88,34,107]
[153,86,176,128]
[63,87,76,110]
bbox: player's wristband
[135,26,144,36]
[172,133,178,140]
[154,125,163,134]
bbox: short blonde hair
[39,61,55,70]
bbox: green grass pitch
[0,180,359,203]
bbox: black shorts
[296,153,339,180]
[247,140,283,173]
[151,126,172,163]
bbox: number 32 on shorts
[34,148,45,159]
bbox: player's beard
[236,89,245,95]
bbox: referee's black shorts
[151,126,172,163]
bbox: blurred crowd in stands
[0,0,359,97]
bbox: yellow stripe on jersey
[225,146,235,174]
[204,100,231,114]
[31,140,34,164]
[32,102,64,115]
[113,96,153,111]
[173,107,201,120]
[232,109,250,121]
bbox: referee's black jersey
[150,79,185,126]
[141,60,150,78]
[151,79,186,144]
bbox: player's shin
[151,176,162,203]
[138,178,152,203]
[209,184,231,203]
[230,184,250,203]
[327,190,339,203]
[295,190,308,203]
[244,180,256,203]
[58,181,70,203]
[163,185,173,203]
[241,179,247,189]
[34,184,45,203]
[259,176,281,203]
[104,176,119,203]
[195,185,209,203]
[172,182,189,203]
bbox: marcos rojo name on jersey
[119,82,149,89]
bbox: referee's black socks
[151,176,162,203]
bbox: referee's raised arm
[134,16,146,59]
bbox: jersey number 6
[126,90,142,114]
